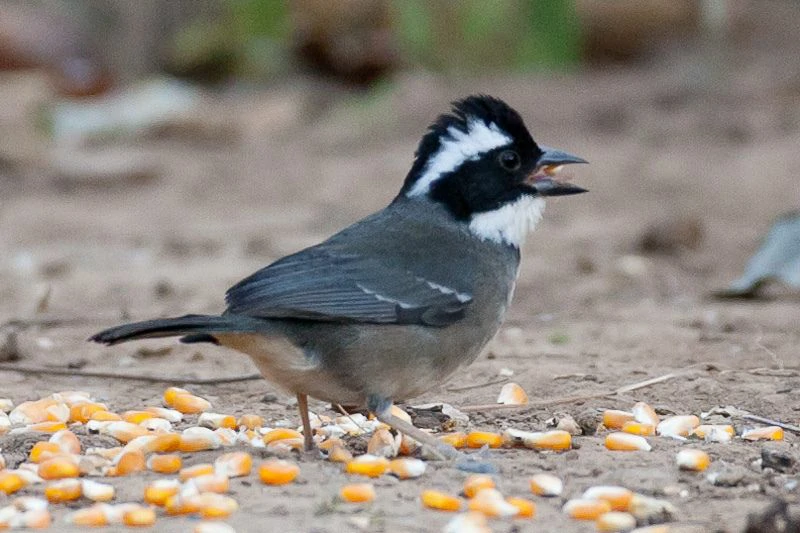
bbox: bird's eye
[498,150,521,171]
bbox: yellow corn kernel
[146,433,181,453]
[192,473,230,494]
[38,455,80,479]
[632,402,659,426]
[122,410,155,424]
[266,437,305,454]
[602,410,635,430]
[439,432,468,448]
[180,463,215,481]
[466,431,503,449]
[50,429,81,455]
[621,421,655,436]
[562,498,612,520]
[387,458,426,480]
[198,413,237,430]
[27,421,67,433]
[340,483,376,503]
[180,427,222,452]
[104,421,150,443]
[147,454,182,474]
[258,459,300,485]
[656,415,700,438]
[214,428,238,446]
[529,473,563,497]
[596,511,637,532]
[676,449,711,471]
[82,479,115,502]
[367,428,399,458]
[163,386,190,406]
[467,488,519,518]
[507,497,536,518]
[69,402,107,423]
[29,442,62,463]
[262,428,303,444]
[164,494,202,515]
[742,426,784,441]
[692,424,734,441]
[111,450,146,476]
[194,493,239,520]
[16,509,52,529]
[214,452,252,478]
[44,478,82,502]
[122,506,156,527]
[144,406,183,423]
[0,472,25,494]
[345,455,389,478]
[605,432,652,452]
[524,430,572,451]
[463,474,495,499]
[144,479,181,506]
[421,489,462,512]
[582,486,634,512]
[89,410,122,421]
[237,414,263,430]
[318,437,344,451]
[65,505,109,527]
[496,382,529,405]
[328,445,353,463]
[168,392,211,415]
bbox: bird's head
[398,95,587,247]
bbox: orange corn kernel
[529,473,563,497]
[692,424,734,442]
[262,428,303,444]
[328,445,353,463]
[496,382,528,405]
[605,432,652,452]
[82,479,115,502]
[467,488,519,518]
[166,390,211,415]
[742,426,784,441]
[104,421,149,443]
[632,402,659,426]
[463,474,495,499]
[50,429,81,455]
[367,428,399,458]
[144,406,183,423]
[421,489,461,512]
[65,505,109,527]
[146,433,181,453]
[507,497,536,518]
[44,478,82,502]
[676,449,711,471]
[27,421,67,433]
[180,463,215,481]
[180,427,222,452]
[69,402,107,423]
[656,415,700,438]
[29,442,62,463]
[237,414,263,430]
[438,432,468,449]
[602,410,635,430]
[122,411,155,424]
[112,450,146,476]
[258,460,300,485]
[345,455,389,478]
[596,511,637,532]
[582,486,634,512]
[89,410,122,422]
[165,494,202,515]
[122,506,156,527]
[163,386,189,406]
[387,458,426,479]
[466,431,503,449]
[524,430,572,451]
[0,472,25,494]
[562,498,612,520]
[147,454,182,474]
[191,473,230,494]
[214,452,252,478]
[38,455,80,479]
[144,479,180,506]
[266,437,304,454]
[196,493,239,520]
[621,421,655,436]
[340,483,376,503]
[198,413,237,430]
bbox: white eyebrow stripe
[406,118,512,197]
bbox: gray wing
[224,247,472,327]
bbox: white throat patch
[468,196,546,247]
[406,118,511,197]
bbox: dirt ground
[2,6,800,533]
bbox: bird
[91,95,587,458]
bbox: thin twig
[742,414,800,434]
[446,377,508,392]
[0,363,262,385]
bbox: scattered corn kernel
[147,454,182,474]
[496,382,528,405]
[90,410,122,421]
[146,433,181,453]
[14,508,52,529]
[421,490,461,512]
[742,426,784,441]
[237,414,263,430]
[50,429,81,455]
[596,511,637,532]
[45,478,82,502]
[29,442,62,463]
[507,497,536,518]
[328,444,353,463]
[262,428,303,444]
[104,421,149,443]
[632,402,659,426]
[191,473,230,494]
[340,483,376,503]
[0,412,9,435]
[387,458,426,479]
[122,410,155,424]
[523,430,572,451]
[602,410,635,430]
[144,479,181,506]
[112,450,146,476]
[82,479,115,502]
[692,424,734,442]
[166,390,212,415]
[605,432,652,452]
[215,452,252,478]
[144,406,183,423]
[26,421,68,433]
[438,432,468,448]
[463,474,495,499]
[628,493,677,523]
[69,402,107,423]
[122,505,156,527]
[468,488,519,518]
[180,427,222,452]
[582,486,634,512]
[367,428,399,458]
[197,493,239,520]
[180,463,215,481]
[676,449,711,471]
[656,415,700,438]
[529,473,563,497]
[199,413,237,430]
[258,459,300,485]
[38,455,80,479]
[65,505,109,527]
[0,472,25,495]
[345,455,389,478]
[443,512,490,533]
[621,421,655,436]
[466,431,503,449]
[563,498,612,520]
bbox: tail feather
[89,314,260,345]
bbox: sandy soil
[1,6,800,532]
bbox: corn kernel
[15,508,52,529]
[167,391,211,415]
[692,424,734,442]
[676,449,711,471]
[621,421,655,436]
[180,427,222,452]
[562,498,612,520]
[507,497,536,518]
[602,410,635,430]
[262,428,303,444]
[438,432,468,448]
[89,410,122,421]
[111,450,146,476]
[26,421,67,433]
[443,511,490,533]
[144,406,183,423]
[65,505,109,527]
[367,428,399,458]
[582,486,634,512]
[466,431,503,449]
[340,483,376,503]
[38,455,80,479]
[29,442,62,463]
[122,506,156,527]
[45,478,82,502]
[523,430,572,451]
[345,455,388,478]
[0,412,9,436]
[742,426,784,441]
[496,382,529,405]
[329,445,353,463]
[214,452,252,478]
[196,493,239,520]
[0,472,25,495]
[596,511,637,532]
[144,479,181,506]
[387,458,426,479]
[122,410,155,424]
[656,415,700,438]
[50,429,81,455]
[214,428,238,446]
[82,479,115,502]
[463,474,495,499]
[421,489,462,512]
[237,414,263,430]
[258,460,300,485]
[180,463,214,481]
[529,473,563,497]
[605,432,652,452]
[146,433,181,453]
[199,413,237,430]
[632,402,659,426]
[104,421,149,443]
[191,473,230,494]
[467,488,519,518]
[69,402,107,423]
[147,454,182,474]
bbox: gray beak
[532,146,588,197]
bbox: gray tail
[89,314,260,346]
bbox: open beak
[529,146,588,197]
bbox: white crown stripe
[406,118,511,197]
